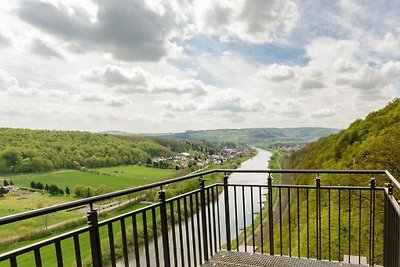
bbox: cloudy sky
[0,0,399,133]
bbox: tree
[65,186,70,195]
[3,180,8,186]
[36,182,44,190]
[45,184,49,191]
[9,180,13,186]
[30,181,36,189]
[0,187,8,195]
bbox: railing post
[87,204,103,267]
[223,172,231,251]
[200,176,209,261]
[159,188,171,267]
[383,183,389,267]
[267,173,274,255]
[369,177,376,266]
[315,174,321,260]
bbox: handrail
[0,169,393,226]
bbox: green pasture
[1,165,176,192]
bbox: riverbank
[0,151,257,267]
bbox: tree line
[0,129,223,174]
[30,181,70,195]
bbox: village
[151,145,255,169]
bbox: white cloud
[31,39,64,60]
[256,64,295,82]
[0,69,18,88]
[74,90,131,107]
[376,33,400,56]
[311,108,335,118]
[81,65,207,96]
[193,0,300,43]
[18,0,179,61]
[306,37,360,66]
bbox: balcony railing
[0,169,399,267]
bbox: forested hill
[148,127,340,145]
[290,98,400,178]
[0,128,220,174]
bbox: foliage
[290,98,400,179]
[0,128,221,174]
[281,98,400,264]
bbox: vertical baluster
[306,188,309,259]
[107,223,116,267]
[328,189,331,261]
[132,214,140,267]
[215,186,222,251]
[34,248,42,267]
[234,185,239,251]
[152,208,160,267]
[348,189,351,263]
[338,190,341,262]
[251,186,255,253]
[159,189,171,267]
[120,219,129,267]
[369,177,376,266]
[223,173,231,251]
[190,194,197,266]
[315,175,321,260]
[87,205,102,267]
[297,187,300,258]
[242,186,247,253]
[279,187,283,256]
[170,201,178,267]
[211,187,217,253]
[10,257,17,267]
[73,235,82,267]
[177,198,184,267]
[288,187,291,257]
[259,186,264,254]
[200,176,208,262]
[207,188,213,256]
[183,196,191,266]
[358,189,362,265]
[196,192,203,264]
[55,241,63,267]
[267,174,274,255]
[142,211,151,267]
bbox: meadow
[0,155,255,267]
[2,165,176,192]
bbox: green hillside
[0,128,221,174]
[275,99,400,264]
[150,127,340,145]
[290,98,400,178]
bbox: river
[115,148,272,267]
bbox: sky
[0,0,399,133]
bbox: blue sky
[0,0,399,132]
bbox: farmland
[2,165,176,192]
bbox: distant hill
[151,127,341,145]
[0,128,222,174]
[290,98,400,178]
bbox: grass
[0,154,257,266]
[2,165,176,191]
[0,165,176,243]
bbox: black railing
[0,169,399,267]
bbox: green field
[0,154,256,266]
[0,165,176,245]
[1,165,176,192]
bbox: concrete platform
[202,251,363,267]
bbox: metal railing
[0,169,399,267]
